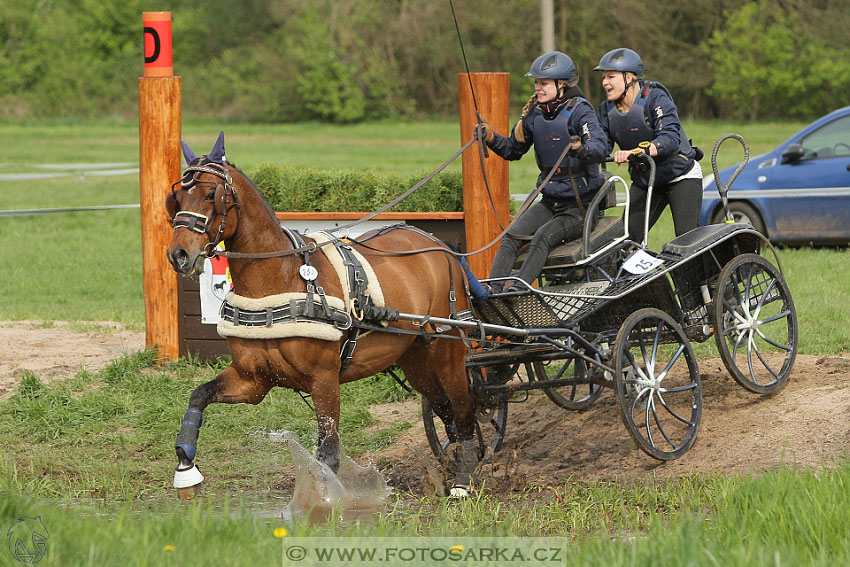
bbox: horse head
[166,132,240,276]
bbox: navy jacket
[487,97,608,211]
[598,81,696,189]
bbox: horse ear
[208,131,226,164]
[180,141,198,165]
[165,190,179,219]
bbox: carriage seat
[513,215,624,270]
[660,223,752,258]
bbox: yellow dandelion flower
[450,544,464,553]
[163,545,176,552]
[273,527,288,538]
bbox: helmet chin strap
[616,72,636,103]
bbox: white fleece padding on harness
[218,320,342,341]
[216,291,346,341]
[224,291,345,312]
[308,231,386,310]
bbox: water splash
[269,431,391,523]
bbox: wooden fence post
[458,72,511,278]
[139,11,181,360]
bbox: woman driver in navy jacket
[477,51,608,291]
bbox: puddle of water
[269,431,391,523]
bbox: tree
[705,0,850,119]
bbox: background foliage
[1,0,848,123]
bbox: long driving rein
[167,135,572,263]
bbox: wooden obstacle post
[458,72,511,278]
[139,11,181,360]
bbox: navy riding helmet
[593,48,644,78]
[525,51,578,84]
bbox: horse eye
[203,191,216,202]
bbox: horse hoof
[173,463,204,498]
[449,485,469,499]
[176,485,201,500]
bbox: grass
[3,453,850,565]
[0,351,413,501]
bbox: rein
[174,138,572,262]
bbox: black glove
[566,135,585,158]
[473,121,494,144]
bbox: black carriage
[416,136,798,463]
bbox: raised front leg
[173,365,272,498]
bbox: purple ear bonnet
[180,140,198,165]
[180,141,199,165]
[207,131,226,164]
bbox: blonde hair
[512,79,574,143]
[513,93,538,143]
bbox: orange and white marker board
[143,12,173,77]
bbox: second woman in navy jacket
[595,48,702,245]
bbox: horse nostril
[168,248,191,273]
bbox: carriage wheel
[421,372,508,461]
[714,253,797,394]
[530,358,603,410]
[614,308,701,461]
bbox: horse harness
[217,224,464,375]
[168,161,467,374]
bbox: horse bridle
[166,161,239,257]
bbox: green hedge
[246,164,463,213]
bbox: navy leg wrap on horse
[460,257,490,300]
[176,408,203,461]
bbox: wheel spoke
[551,361,568,381]
[650,322,663,377]
[755,326,793,351]
[625,349,649,382]
[750,336,780,380]
[724,297,749,327]
[551,360,579,401]
[732,324,747,360]
[751,277,777,319]
[758,309,792,326]
[660,382,699,394]
[746,330,756,381]
[724,320,750,334]
[743,265,756,315]
[657,344,687,382]
[650,397,678,449]
[630,385,651,416]
[656,390,697,425]
[637,330,651,377]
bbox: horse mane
[197,154,283,233]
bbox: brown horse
[165,133,478,496]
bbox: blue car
[699,106,850,245]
